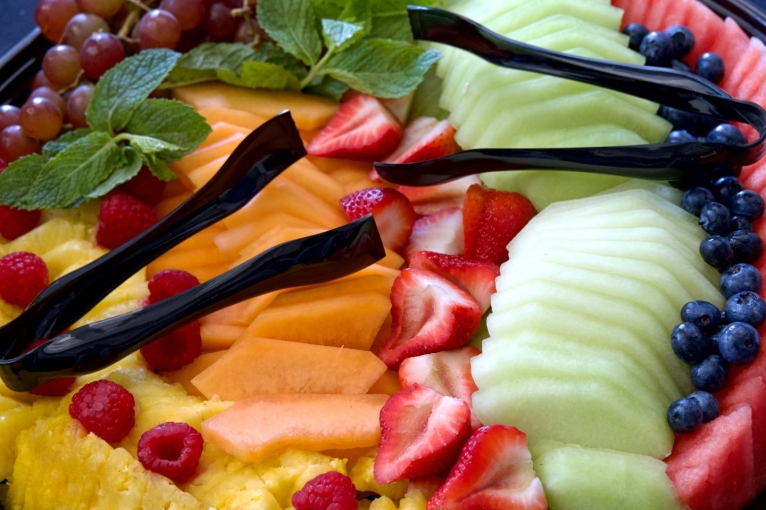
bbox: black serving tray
[2,1,766,509]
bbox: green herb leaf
[324,39,441,97]
[42,129,92,159]
[304,75,349,100]
[0,155,47,210]
[218,61,302,91]
[166,43,258,86]
[257,0,323,66]
[321,19,365,52]
[86,49,181,134]
[142,155,177,181]
[85,147,143,198]
[369,0,441,40]
[120,134,184,154]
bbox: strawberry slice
[377,268,482,369]
[384,117,461,164]
[306,94,402,160]
[339,188,416,252]
[399,346,483,430]
[409,251,499,312]
[374,383,472,484]
[404,207,464,261]
[398,175,481,215]
[463,184,536,265]
[428,425,548,510]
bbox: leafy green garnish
[0,50,211,210]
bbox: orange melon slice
[201,300,252,326]
[163,351,226,397]
[155,193,191,219]
[307,156,371,175]
[368,370,401,396]
[201,393,388,463]
[173,133,246,177]
[197,107,269,131]
[213,212,319,258]
[282,160,347,206]
[379,249,404,270]
[200,122,251,148]
[200,323,246,351]
[268,273,395,309]
[192,337,387,400]
[187,155,229,189]
[149,245,232,274]
[235,226,325,264]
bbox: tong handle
[2,216,384,391]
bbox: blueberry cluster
[666,179,766,434]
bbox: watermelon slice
[682,1,726,64]
[722,39,766,99]
[708,18,750,88]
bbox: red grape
[62,13,109,50]
[20,98,64,141]
[160,0,205,31]
[138,9,182,50]
[77,0,122,19]
[29,87,67,114]
[42,44,82,87]
[80,32,126,80]
[0,106,21,132]
[203,3,237,39]
[36,0,80,43]
[66,83,94,129]
[0,126,42,163]
[31,70,56,91]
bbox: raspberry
[140,321,202,371]
[24,338,76,397]
[137,422,203,482]
[291,471,358,510]
[148,269,200,304]
[115,166,167,205]
[96,191,158,249]
[0,252,49,308]
[0,206,41,240]
[69,380,135,443]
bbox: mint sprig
[0,50,211,210]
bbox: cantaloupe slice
[247,292,392,350]
[200,122,251,148]
[200,323,246,351]
[173,133,246,177]
[201,393,388,463]
[238,292,281,326]
[187,156,229,189]
[155,193,192,219]
[163,351,227,397]
[174,84,339,131]
[213,212,319,258]
[268,273,395,308]
[368,370,401,396]
[148,245,232,275]
[161,223,227,255]
[236,226,325,263]
[307,156,370,175]
[201,300,252,326]
[379,249,404,270]
[197,106,269,131]
[192,337,387,400]
[282,160,347,206]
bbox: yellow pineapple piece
[41,201,100,226]
[358,491,428,510]
[0,217,89,257]
[0,398,60,481]
[42,239,107,279]
[0,300,20,327]
[349,448,407,500]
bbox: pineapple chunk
[0,218,89,257]
[42,239,107,280]
[358,490,428,510]
[0,398,60,480]
[349,448,407,500]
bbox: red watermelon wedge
[708,17,751,83]
[683,2,727,63]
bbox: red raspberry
[140,321,202,371]
[115,166,167,205]
[24,338,76,396]
[0,251,49,308]
[292,471,358,510]
[0,206,41,240]
[137,422,203,482]
[96,191,158,249]
[0,156,7,172]
[69,380,135,443]
[148,269,200,304]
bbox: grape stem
[117,8,141,39]
[125,0,150,12]
[232,0,261,48]
[299,49,335,90]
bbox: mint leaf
[369,0,441,40]
[42,129,91,159]
[257,0,322,66]
[119,134,184,154]
[304,75,349,100]
[143,155,176,181]
[324,39,441,97]
[85,147,143,198]
[218,61,301,91]
[310,0,345,19]
[321,19,364,52]
[86,49,181,134]
[166,43,257,85]
[0,154,46,209]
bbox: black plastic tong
[374,6,766,188]
[0,112,385,392]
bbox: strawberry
[377,268,482,370]
[306,94,402,160]
[463,184,536,265]
[404,207,464,261]
[399,346,483,430]
[408,476,446,501]
[408,251,499,312]
[428,425,548,510]
[398,175,481,215]
[339,188,416,252]
[374,384,472,484]
[384,117,461,165]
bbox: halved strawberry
[377,268,482,369]
[409,251,499,312]
[428,425,548,510]
[384,117,461,164]
[398,175,481,215]
[399,346,483,430]
[463,184,536,265]
[306,94,402,160]
[339,188,416,252]
[404,207,464,261]
[374,383,472,484]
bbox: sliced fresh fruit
[404,207,465,260]
[383,117,461,164]
[398,176,481,215]
[340,188,416,252]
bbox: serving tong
[0,112,385,392]
[374,6,766,188]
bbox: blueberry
[664,25,695,59]
[707,325,724,355]
[680,187,715,216]
[727,230,763,264]
[720,263,763,298]
[681,300,721,333]
[699,235,734,270]
[671,59,693,73]
[706,123,747,145]
[623,22,649,51]
[696,51,725,83]
[671,322,710,364]
[731,190,765,220]
[691,354,727,392]
[666,129,697,144]
[731,215,753,232]
[640,31,673,66]
[725,291,766,328]
[712,176,744,207]
[699,202,732,235]
[718,321,761,364]
[689,391,720,422]
[658,105,719,135]
[667,397,704,433]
